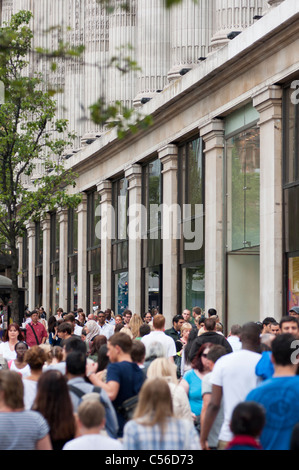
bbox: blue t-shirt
[106,361,145,437]
[183,368,203,416]
[246,376,299,450]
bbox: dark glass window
[141,158,162,314]
[112,177,129,315]
[178,137,205,311]
[283,82,299,312]
[50,213,59,314]
[35,221,43,307]
[68,208,78,312]
[87,191,101,312]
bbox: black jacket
[188,331,233,362]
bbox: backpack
[68,384,107,409]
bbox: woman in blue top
[180,342,213,432]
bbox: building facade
[4,0,299,330]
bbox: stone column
[58,208,68,312]
[199,119,225,320]
[158,144,179,328]
[41,214,51,316]
[77,193,88,314]
[26,222,36,311]
[108,0,137,109]
[134,0,170,106]
[211,0,265,51]
[97,180,113,311]
[168,0,213,81]
[253,85,283,320]
[125,164,142,314]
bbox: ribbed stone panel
[133,0,170,107]
[107,0,137,109]
[211,0,267,51]
[168,0,214,81]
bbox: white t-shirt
[22,379,38,410]
[211,349,261,442]
[0,342,16,361]
[226,335,242,352]
[63,433,124,450]
[9,361,31,378]
[141,331,176,358]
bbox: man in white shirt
[141,314,176,361]
[97,311,114,340]
[226,324,242,352]
[200,322,261,450]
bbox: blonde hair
[147,357,178,384]
[181,322,192,334]
[120,326,134,339]
[129,314,144,339]
[133,378,173,433]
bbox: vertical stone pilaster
[125,164,142,314]
[253,85,283,320]
[26,221,35,311]
[58,208,68,312]
[77,194,88,314]
[199,119,225,320]
[97,180,113,311]
[41,214,51,316]
[158,144,178,328]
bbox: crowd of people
[0,304,299,450]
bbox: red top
[25,321,48,347]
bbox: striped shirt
[0,410,49,450]
[123,417,200,450]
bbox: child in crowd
[62,399,123,451]
[225,401,265,450]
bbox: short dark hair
[230,402,265,437]
[271,333,297,366]
[57,322,72,335]
[206,345,227,364]
[123,309,132,317]
[172,314,184,325]
[262,317,276,326]
[108,332,132,353]
[240,322,261,345]
[280,315,299,328]
[66,351,86,376]
[139,324,151,337]
[131,340,146,363]
[64,313,76,323]
[204,317,216,331]
[192,307,202,317]
[208,308,217,317]
[63,335,87,355]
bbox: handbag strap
[28,323,40,345]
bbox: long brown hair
[133,378,173,434]
[3,323,24,342]
[32,370,75,442]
